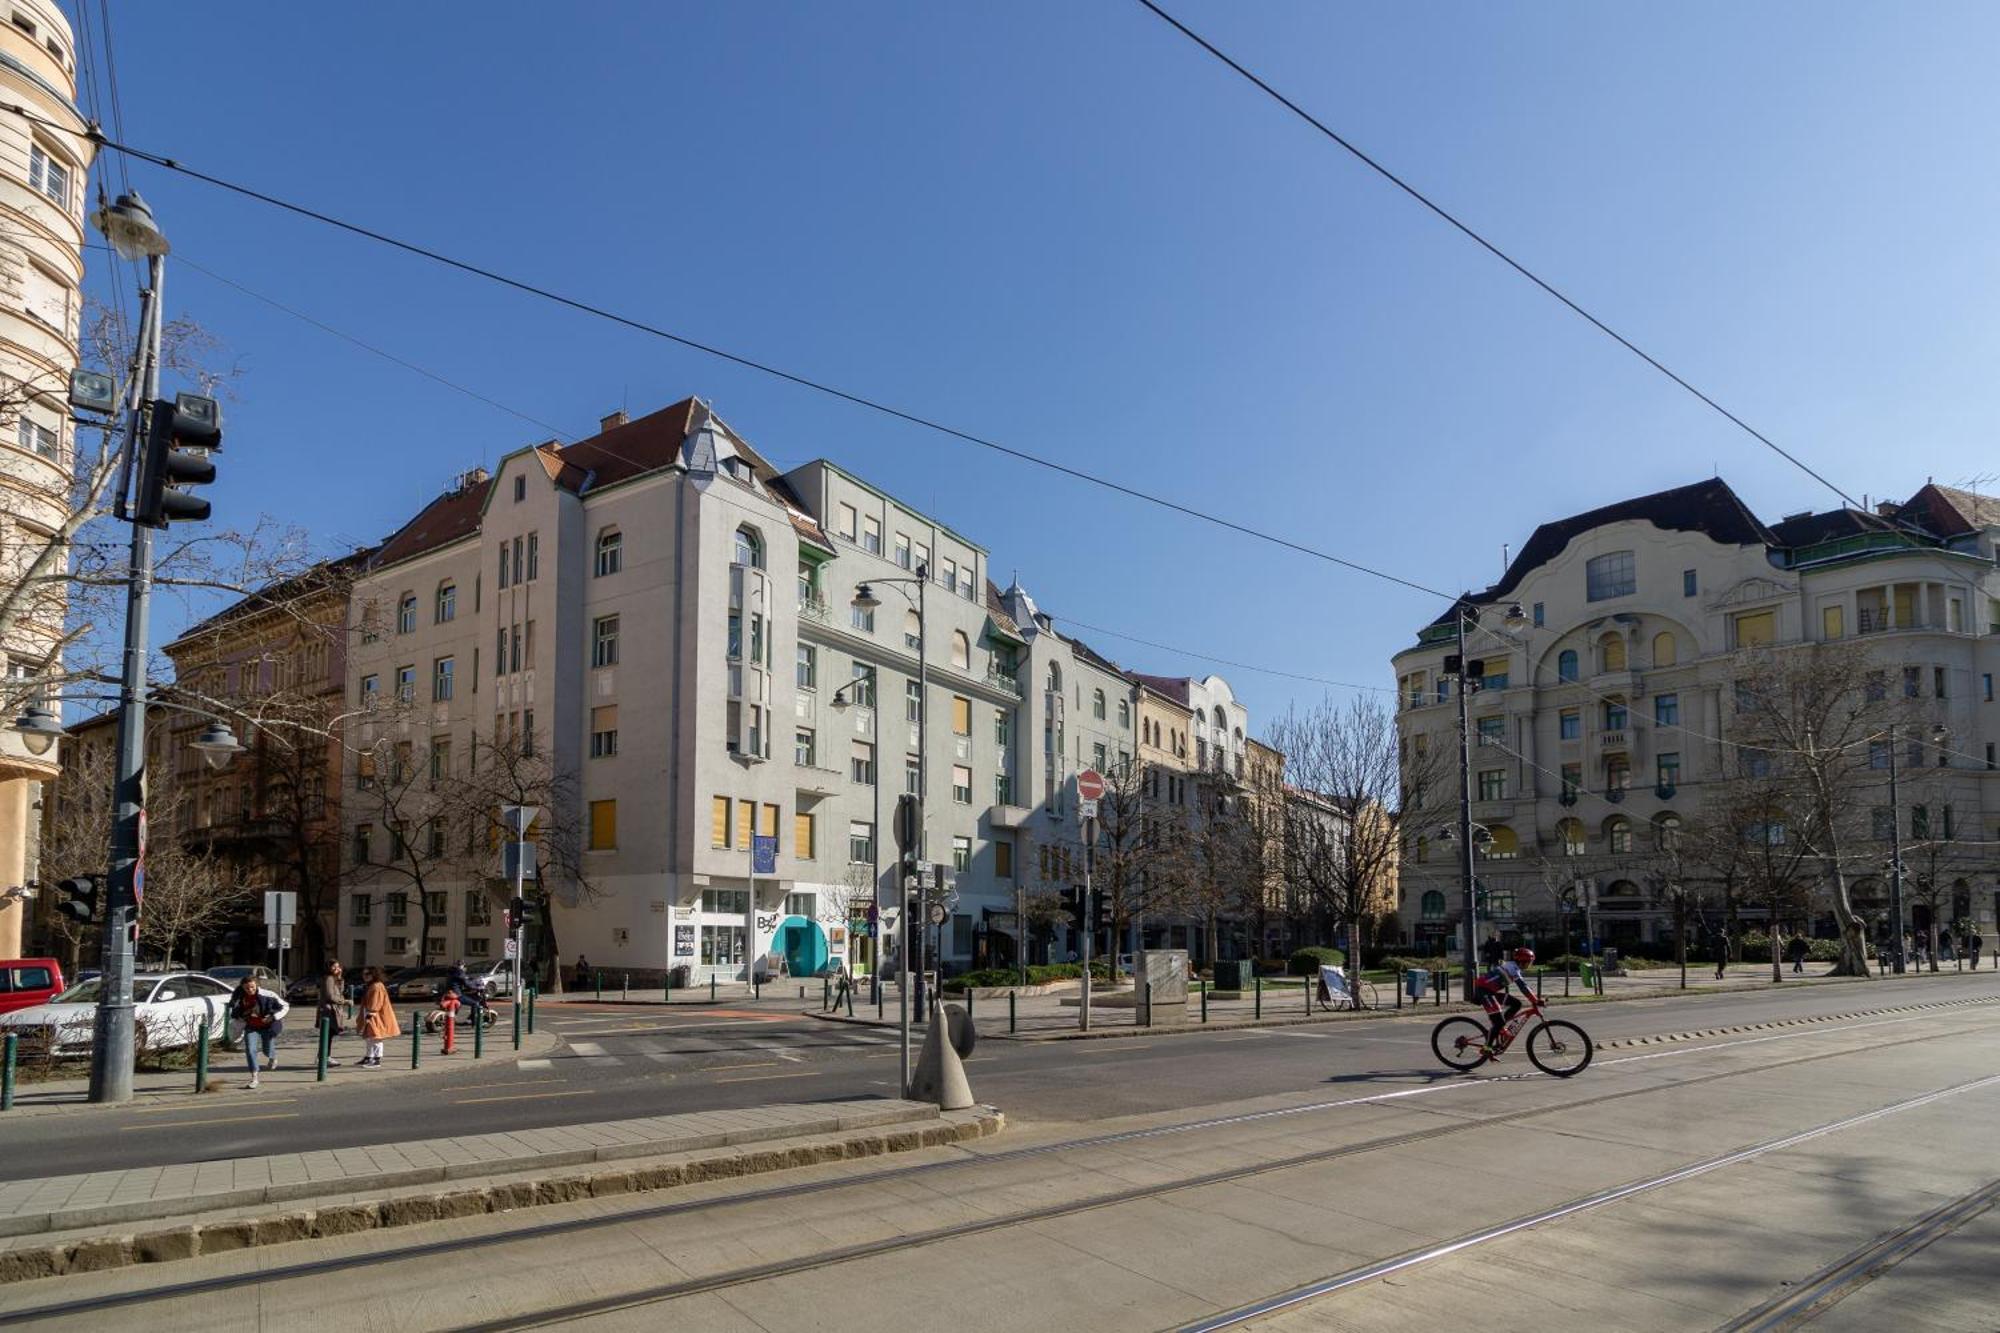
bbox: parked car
[0,959,65,1015]
[471,959,517,997]
[205,965,287,993]
[385,966,454,1003]
[0,972,234,1056]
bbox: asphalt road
[5,968,1997,1180]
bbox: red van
[0,959,64,1014]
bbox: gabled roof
[1765,506,1900,549]
[168,549,373,652]
[1126,671,1191,705]
[373,478,493,568]
[551,398,699,494]
[1901,482,2000,537]
[983,581,1026,643]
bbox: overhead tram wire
[17,113,1449,603]
[1131,0,1865,514]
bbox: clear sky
[78,1,2000,731]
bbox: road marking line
[550,1018,792,1037]
[714,1071,820,1084]
[1071,1043,1156,1054]
[750,1042,806,1064]
[701,1061,778,1072]
[517,1058,554,1070]
[123,1097,300,1113]
[448,1078,566,1092]
[119,1112,299,1132]
[453,1089,597,1105]
[565,1041,622,1067]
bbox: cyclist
[1474,946,1538,1054]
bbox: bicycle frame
[1485,990,1548,1053]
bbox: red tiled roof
[983,581,1024,639]
[554,398,699,493]
[372,479,493,568]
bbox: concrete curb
[0,1106,1004,1285]
[1595,993,2000,1050]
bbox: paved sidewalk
[0,1097,942,1240]
[0,1025,560,1117]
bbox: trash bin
[1212,960,1253,992]
[1404,969,1429,1000]
[1579,961,1599,988]
[1601,948,1621,975]
[668,964,691,989]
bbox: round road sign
[1076,769,1106,802]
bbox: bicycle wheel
[1526,1020,1593,1077]
[1355,980,1382,1010]
[1431,1015,1490,1071]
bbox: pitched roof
[1126,671,1190,705]
[983,581,1025,641]
[167,548,373,651]
[372,477,493,568]
[1067,636,1123,676]
[1765,506,1899,549]
[550,398,699,494]
[1901,482,2000,537]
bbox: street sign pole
[506,805,535,997]
[1073,770,1104,1034]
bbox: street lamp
[92,191,170,261]
[1449,601,1525,999]
[9,702,62,756]
[190,720,246,770]
[1880,720,1948,976]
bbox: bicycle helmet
[1513,947,1536,966]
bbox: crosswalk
[529,1025,902,1075]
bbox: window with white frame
[595,528,622,577]
[27,144,70,209]
[593,615,619,667]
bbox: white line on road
[566,1041,622,1067]
[750,1041,806,1064]
[517,1058,553,1070]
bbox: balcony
[987,803,1033,829]
[985,668,1022,697]
[798,596,831,626]
[1596,730,1628,750]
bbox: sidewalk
[0,1024,560,1117]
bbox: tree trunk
[1769,918,1782,984]
[1820,858,1873,978]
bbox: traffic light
[1060,887,1085,932]
[55,874,101,925]
[893,794,918,862]
[134,393,221,527]
[506,896,527,931]
[1092,892,1109,935]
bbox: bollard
[442,1002,457,1056]
[526,987,537,1033]
[475,1005,487,1058]
[513,993,523,1050]
[1255,975,1262,1020]
[316,1016,330,1082]
[196,1023,210,1093]
[1009,990,1017,1034]
[844,978,854,1017]
[623,974,629,1001]
[966,988,974,1022]
[1201,983,1208,1023]
[823,976,830,1010]
[596,970,603,1001]
[876,974,884,1019]
[1,1033,13,1110]
[411,1012,421,1068]
[710,975,717,1003]
[1565,966,1572,997]
[1305,973,1311,1016]
[664,970,672,1004]
[754,973,761,1001]
[1146,981,1154,1028]
[798,984,805,1001]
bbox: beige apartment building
[0,2,94,955]
[334,400,1268,982]
[1393,478,2000,951]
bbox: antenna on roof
[1500,543,1509,575]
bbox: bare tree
[345,715,460,968]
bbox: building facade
[0,1,93,956]
[1393,479,2000,951]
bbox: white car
[0,972,235,1057]
[472,959,518,997]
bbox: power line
[1043,610,1393,695]
[44,118,1448,602]
[1130,0,1864,513]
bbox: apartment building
[0,2,94,956]
[1392,478,2000,949]
[334,400,1274,982]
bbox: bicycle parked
[1431,984,1593,1077]
[1313,965,1382,1012]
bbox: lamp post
[828,676,880,1005]
[1882,720,1948,976]
[1446,601,1525,1000]
[851,564,928,1098]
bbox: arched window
[1557,649,1579,682]
[1046,663,1062,693]
[397,593,417,635]
[903,609,923,650]
[1092,689,1106,720]
[1118,699,1131,728]
[1606,816,1632,854]
[1599,632,1626,672]
[950,631,970,670]
[1604,879,1640,900]
[1558,818,1586,856]
[1654,812,1682,851]
[595,528,622,578]
[435,582,456,624]
[733,525,763,569]
[1414,836,1430,864]
[1485,825,1519,859]
[1652,631,1677,667]
[1213,705,1227,730]
[1420,890,1446,920]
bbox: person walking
[1787,935,1809,975]
[229,976,289,1090]
[572,954,591,991]
[315,960,347,1067]
[356,967,399,1068]
[1711,925,1729,981]
[1970,931,1983,970]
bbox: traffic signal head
[55,874,101,924]
[134,393,221,527]
[507,896,529,931]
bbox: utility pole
[1453,610,1477,1003]
[1886,722,1907,975]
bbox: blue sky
[80,1,2000,729]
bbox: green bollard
[316,1017,330,1082]
[1201,983,1208,1023]
[754,972,761,1001]
[1009,990,1017,1034]
[710,975,717,1003]
[1255,975,1262,1020]
[1305,973,1311,1016]
[513,993,523,1050]
[474,1005,484,1059]
[411,1012,421,1068]
[966,988,974,1022]
[1145,982,1154,1028]
[2,1033,14,1110]
[527,987,537,1033]
[595,970,603,1001]
[822,976,830,1010]
[196,1023,209,1093]
[844,977,854,1017]
[664,970,672,1004]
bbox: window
[432,656,455,702]
[432,582,457,624]
[795,811,816,859]
[782,892,817,920]
[595,528,622,577]
[736,799,753,850]
[1046,662,1062,693]
[837,503,858,541]
[1586,551,1636,601]
[1602,699,1627,731]
[1934,666,1947,699]
[1477,769,1505,801]
[387,892,409,926]
[1822,605,1844,640]
[1652,632,1676,667]
[995,841,1013,878]
[465,890,492,926]
[27,144,69,209]
[395,665,416,703]
[591,706,619,758]
[895,532,911,569]
[1984,673,1993,702]
[1557,650,1578,682]
[1607,817,1632,854]
[951,695,971,736]
[360,674,379,710]
[1599,634,1627,673]
[498,544,511,589]
[1987,743,1997,771]
[850,663,876,707]
[350,893,372,926]
[904,754,921,794]
[1911,805,1929,840]
[794,728,815,767]
[1903,665,1921,699]
[584,800,615,850]
[1942,805,1955,838]
[901,609,922,651]
[1656,753,1680,790]
[1654,693,1679,727]
[851,741,876,785]
[593,615,619,667]
[849,821,874,864]
[397,594,417,634]
[861,515,881,555]
[1485,826,1519,859]
[521,709,535,757]
[952,765,972,804]
[1606,755,1631,790]
[429,738,451,783]
[1734,610,1776,649]
[914,541,930,572]
[711,796,731,847]
[14,414,57,459]
[951,632,970,671]
[734,526,764,568]
[952,835,971,872]
[940,557,957,593]
[1117,699,1130,728]
[895,678,919,724]
[1683,569,1697,597]
[1477,715,1503,746]
[513,474,526,502]
[851,601,875,633]
[352,824,372,865]
[995,709,1011,747]
[1532,602,1545,627]
[1560,764,1582,803]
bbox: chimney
[454,466,490,493]
[599,410,629,434]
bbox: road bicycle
[1313,966,1383,1013]
[1431,989,1592,1077]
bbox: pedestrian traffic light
[134,392,221,527]
[55,874,100,924]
